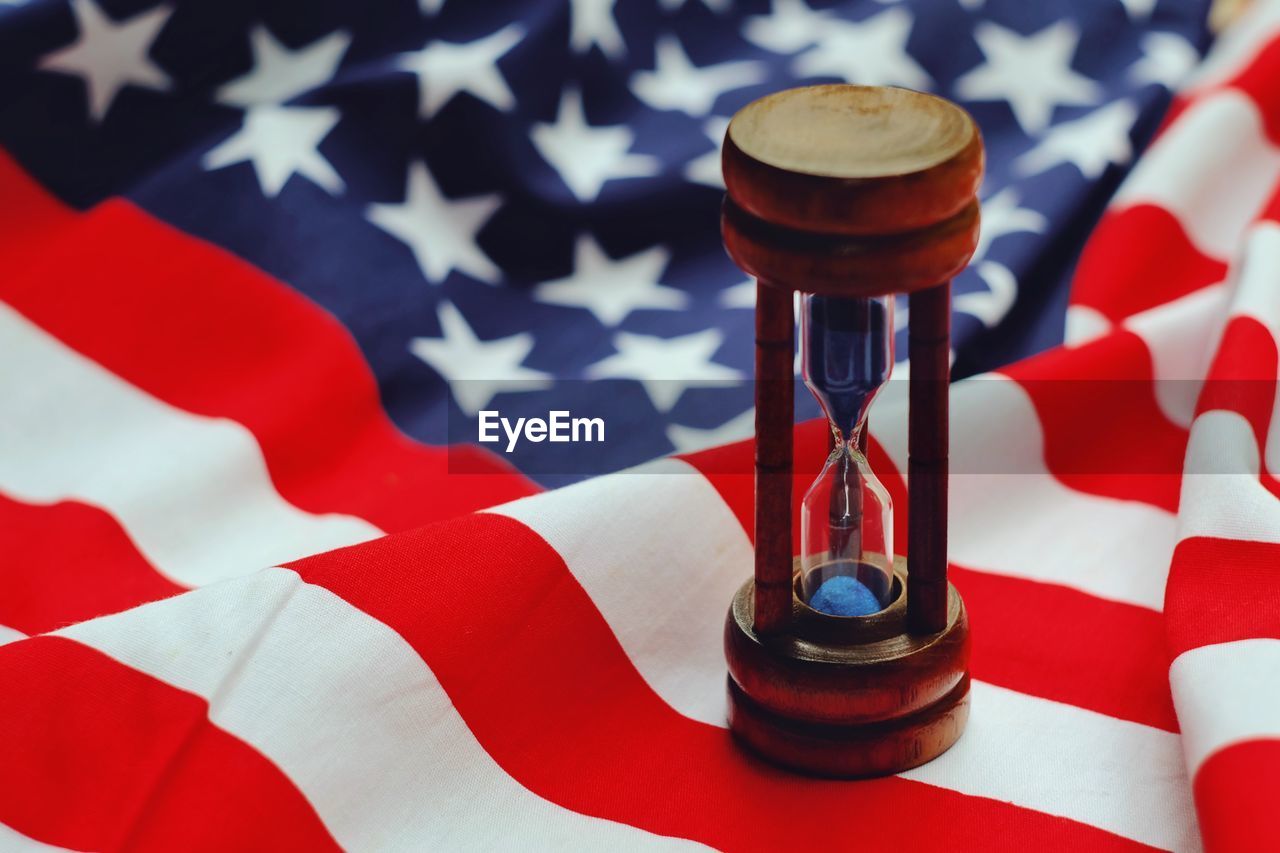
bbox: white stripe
[0,625,25,647]
[1168,227,1280,542]
[1067,283,1229,429]
[489,457,753,726]
[904,682,1199,853]
[1228,223,1280,341]
[1062,304,1112,347]
[0,303,380,587]
[1179,411,1280,542]
[486,447,1196,849]
[0,821,75,853]
[1123,284,1228,429]
[1111,91,1280,260]
[1228,220,1280,326]
[1170,638,1280,776]
[876,374,1175,610]
[1226,223,1280,479]
[56,569,704,852]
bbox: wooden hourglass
[721,85,983,777]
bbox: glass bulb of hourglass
[799,293,894,617]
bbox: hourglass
[720,85,982,777]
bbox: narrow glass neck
[829,420,868,454]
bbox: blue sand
[808,575,882,617]
[804,295,890,437]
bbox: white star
[1016,99,1136,179]
[531,88,660,202]
[793,8,930,90]
[684,117,728,188]
[203,105,344,196]
[954,21,1101,134]
[954,261,1017,327]
[39,0,172,121]
[975,187,1048,262]
[535,236,686,326]
[631,36,764,117]
[1130,31,1199,89]
[587,329,741,412]
[743,0,832,54]
[956,0,985,9]
[367,161,501,284]
[396,23,523,119]
[667,408,755,453]
[719,279,756,307]
[569,0,625,60]
[659,0,732,13]
[216,25,350,107]
[410,303,551,416]
[1118,0,1156,18]
[419,0,445,14]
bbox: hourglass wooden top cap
[724,85,983,237]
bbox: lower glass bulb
[800,442,894,615]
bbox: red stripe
[0,493,184,635]
[1262,176,1280,222]
[287,515,1159,851]
[0,150,537,538]
[1005,330,1188,513]
[1196,315,1280,498]
[1158,49,1277,146]
[1196,316,1278,434]
[1166,33,1280,148]
[1192,738,1280,853]
[954,564,1176,731]
[1167,537,1280,659]
[1070,206,1227,322]
[1221,34,1280,145]
[0,636,338,852]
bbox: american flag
[0,0,1276,848]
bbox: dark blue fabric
[0,0,1213,485]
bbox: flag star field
[4,0,1280,850]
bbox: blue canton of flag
[0,0,1211,485]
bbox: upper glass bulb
[799,293,895,616]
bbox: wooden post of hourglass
[908,282,951,634]
[753,281,794,635]
[720,84,983,777]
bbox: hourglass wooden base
[724,560,970,777]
